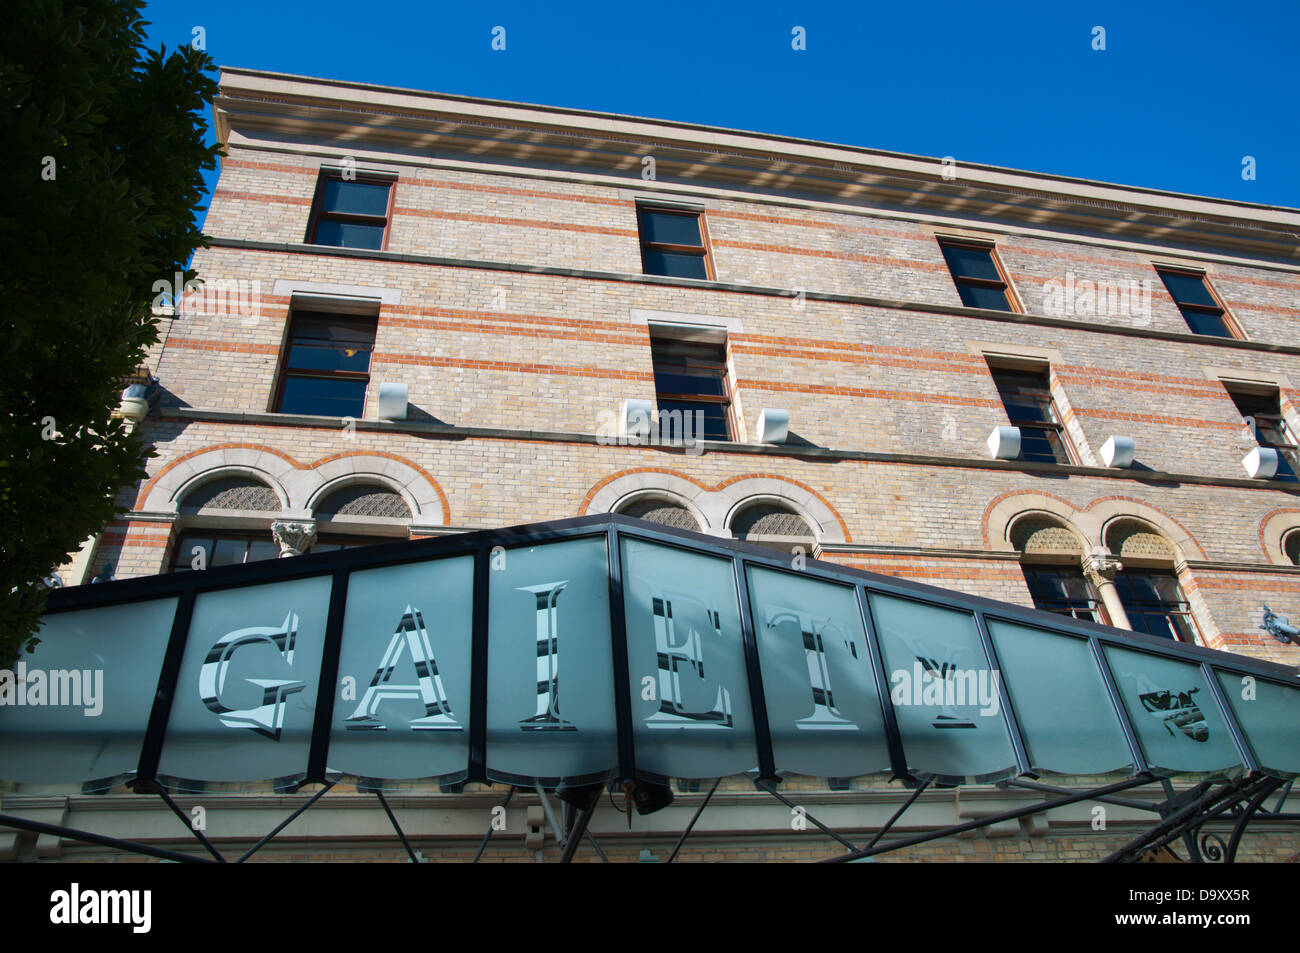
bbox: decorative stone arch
[725,495,821,555]
[583,470,720,534]
[713,476,848,545]
[1007,512,1088,560]
[293,454,448,527]
[1085,497,1207,564]
[1258,509,1300,566]
[581,469,848,543]
[982,491,1101,553]
[610,488,707,533]
[140,446,296,515]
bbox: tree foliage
[0,0,218,664]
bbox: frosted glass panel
[0,599,177,785]
[1215,670,1300,777]
[158,577,332,788]
[987,620,1132,776]
[329,557,473,781]
[486,537,617,786]
[1104,646,1241,776]
[868,593,1015,783]
[747,567,890,778]
[622,538,756,780]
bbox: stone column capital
[272,520,317,557]
[1081,551,1123,583]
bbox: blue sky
[143,0,1300,217]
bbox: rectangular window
[1226,386,1298,480]
[1155,268,1238,338]
[307,173,394,250]
[1114,571,1200,643]
[988,364,1073,464]
[1022,567,1105,623]
[650,335,732,441]
[274,311,377,418]
[938,239,1017,312]
[637,206,712,280]
[170,534,279,572]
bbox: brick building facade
[31,67,1300,862]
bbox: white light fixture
[377,382,408,421]
[1100,435,1135,468]
[755,408,789,444]
[987,426,1021,460]
[620,398,654,439]
[1243,447,1279,479]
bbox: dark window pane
[956,282,1012,311]
[321,179,391,217]
[210,538,250,567]
[1115,572,1197,643]
[170,537,214,571]
[287,343,372,373]
[1022,568,1102,621]
[246,540,279,563]
[1000,395,1053,425]
[639,210,702,247]
[1157,271,1218,308]
[279,376,367,417]
[289,314,377,346]
[940,244,1002,281]
[657,400,729,440]
[1181,309,1232,337]
[1018,427,1069,464]
[643,249,708,279]
[314,219,385,250]
[653,368,727,397]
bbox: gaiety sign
[1,517,1295,789]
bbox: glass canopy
[2,515,1296,792]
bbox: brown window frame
[937,238,1022,313]
[649,333,734,441]
[271,309,379,419]
[1224,383,1299,479]
[986,362,1078,465]
[1113,569,1204,645]
[168,532,279,572]
[636,205,715,280]
[1020,563,1109,625]
[1153,266,1243,339]
[305,171,397,251]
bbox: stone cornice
[155,407,1300,497]
[214,67,1300,263]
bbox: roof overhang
[212,67,1300,263]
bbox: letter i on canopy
[517,582,576,731]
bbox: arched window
[1284,530,1300,567]
[1104,519,1200,643]
[1011,515,1103,623]
[171,477,282,571]
[616,496,702,532]
[311,483,412,552]
[730,501,817,555]
[179,477,280,514]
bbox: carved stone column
[272,520,317,557]
[1081,551,1132,630]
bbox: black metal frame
[12,513,1298,863]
